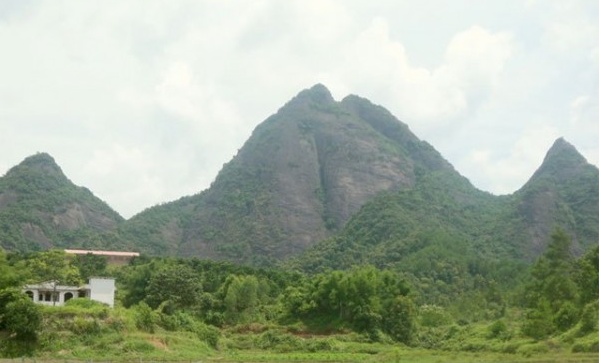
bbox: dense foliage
[0,231,597,359]
[0,153,124,252]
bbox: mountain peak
[544,137,586,163]
[7,152,65,178]
[522,137,596,190]
[284,84,335,109]
[538,137,589,172]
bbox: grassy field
[0,305,597,363]
[0,351,599,363]
[0,332,597,363]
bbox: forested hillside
[0,233,597,360]
[0,153,124,252]
[117,85,599,265]
[0,86,597,271]
[117,84,462,264]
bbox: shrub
[572,340,599,353]
[553,301,579,331]
[521,307,554,340]
[579,301,599,334]
[2,295,42,341]
[255,329,301,352]
[419,305,451,328]
[194,321,221,348]
[123,339,155,353]
[487,320,507,339]
[71,316,102,335]
[133,302,157,333]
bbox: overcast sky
[0,0,598,218]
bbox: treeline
[0,229,597,357]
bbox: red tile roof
[64,249,140,257]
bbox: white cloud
[466,125,562,194]
[333,21,513,129]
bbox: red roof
[64,249,140,257]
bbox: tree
[382,295,416,344]
[522,229,579,336]
[73,253,108,280]
[284,265,415,340]
[574,246,598,306]
[222,275,262,324]
[0,251,22,289]
[0,288,41,341]
[145,263,203,312]
[17,250,81,286]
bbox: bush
[487,320,507,339]
[572,339,598,353]
[123,339,155,353]
[0,289,42,341]
[255,329,301,352]
[516,342,550,356]
[579,301,598,334]
[521,307,555,339]
[71,316,102,335]
[133,302,157,333]
[195,321,221,348]
[419,305,452,328]
[553,302,579,331]
[303,337,337,352]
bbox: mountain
[121,85,597,266]
[1,85,597,270]
[119,84,465,264]
[291,137,598,273]
[0,153,124,252]
[515,138,599,256]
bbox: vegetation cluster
[0,229,597,362]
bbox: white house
[23,277,115,308]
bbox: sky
[0,0,598,219]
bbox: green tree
[0,251,22,289]
[17,249,81,285]
[383,295,416,344]
[145,263,203,312]
[0,288,41,341]
[222,275,261,324]
[574,246,598,306]
[522,229,579,336]
[284,266,415,340]
[73,253,108,280]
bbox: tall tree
[522,229,579,336]
[17,250,81,285]
[145,263,203,311]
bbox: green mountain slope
[120,84,461,264]
[292,137,598,273]
[0,153,124,252]
[514,138,599,256]
[1,86,596,272]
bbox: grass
[1,305,597,363]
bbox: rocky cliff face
[122,84,456,263]
[3,87,597,268]
[515,138,599,256]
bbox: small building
[64,249,140,265]
[23,277,115,308]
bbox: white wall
[89,278,115,308]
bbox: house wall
[89,277,115,308]
[23,288,79,306]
